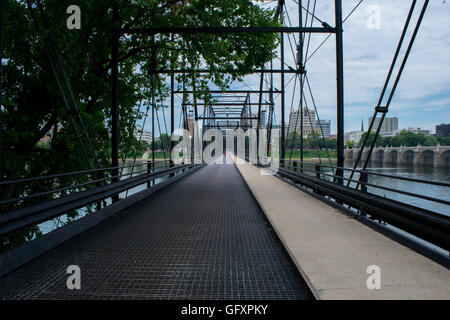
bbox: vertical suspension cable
[305,75,334,169]
[347,0,423,187]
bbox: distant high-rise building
[436,123,450,137]
[134,129,153,145]
[315,120,331,139]
[368,116,398,134]
[288,109,319,136]
[187,113,194,136]
[250,110,266,128]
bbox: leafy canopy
[1,0,280,248]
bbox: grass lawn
[283,150,337,160]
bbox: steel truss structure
[110,0,345,180]
[1,0,448,278]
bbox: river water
[342,165,450,217]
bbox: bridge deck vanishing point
[0,160,313,300]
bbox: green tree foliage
[437,134,450,146]
[359,131,383,147]
[285,131,337,150]
[346,140,355,148]
[156,133,172,151]
[382,130,437,147]
[326,138,337,150]
[122,140,149,159]
[2,0,279,194]
[1,0,280,248]
[304,132,332,149]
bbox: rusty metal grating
[0,163,313,300]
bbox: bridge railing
[282,160,450,206]
[275,159,450,252]
[0,160,198,253]
[0,160,170,208]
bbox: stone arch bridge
[344,145,450,167]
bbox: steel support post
[170,34,175,169]
[281,30,286,164]
[152,74,155,168]
[111,1,119,202]
[256,70,264,165]
[0,0,4,199]
[299,0,304,173]
[335,0,345,185]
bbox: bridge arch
[373,149,384,165]
[344,149,354,163]
[435,150,450,167]
[398,150,415,166]
[414,150,434,167]
[384,150,398,166]
[361,149,372,165]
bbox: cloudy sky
[148,0,449,136]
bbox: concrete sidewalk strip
[232,155,450,300]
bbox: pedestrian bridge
[2,0,448,302]
[0,154,449,300]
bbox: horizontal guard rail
[0,160,171,186]
[282,159,450,187]
[0,164,194,238]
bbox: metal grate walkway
[0,162,313,300]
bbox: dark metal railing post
[315,164,321,180]
[360,171,368,193]
[315,163,323,195]
[96,170,104,211]
[111,1,120,202]
[147,161,152,188]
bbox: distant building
[407,127,430,135]
[288,109,320,136]
[436,123,450,137]
[344,131,363,145]
[134,129,153,145]
[368,116,398,135]
[251,111,266,128]
[315,120,331,139]
[187,113,194,136]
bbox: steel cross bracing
[348,0,430,189]
[0,0,449,280]
[0,0,348,257]
[108,0,346,168]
